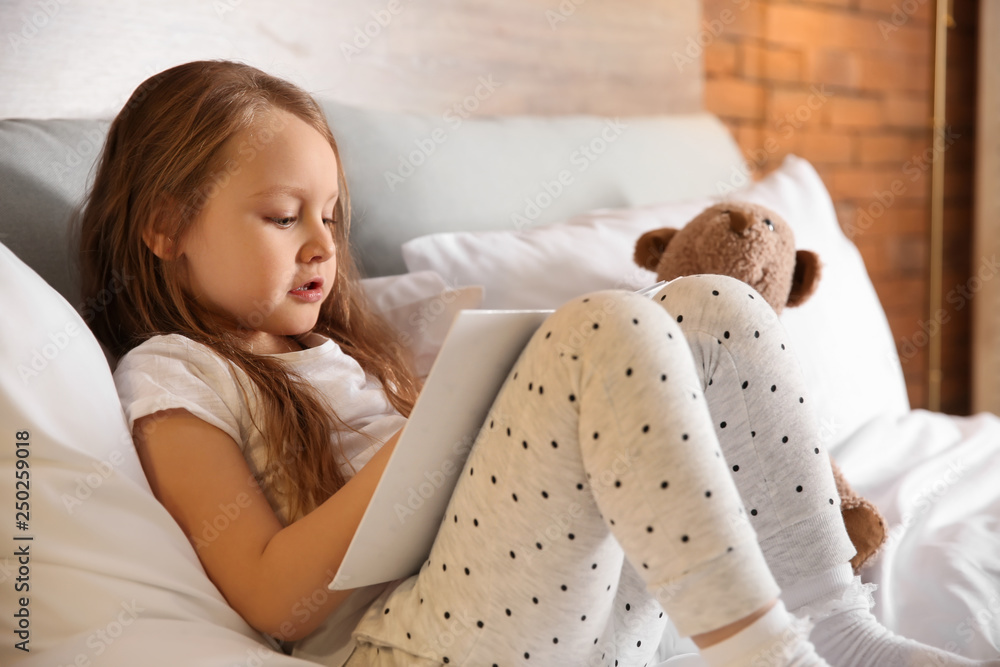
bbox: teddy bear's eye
[763,218,774,231]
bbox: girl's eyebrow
[250,184,339,200]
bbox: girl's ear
[142,204,182,260]
[142,226,181,260]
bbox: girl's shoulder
[123,332,206,354]
[114,333,236,385]
[118,332,222,360]
[112,334,249,446]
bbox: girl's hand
[133,409,402,640]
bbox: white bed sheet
[835,410,1000,659]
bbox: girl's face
[176,110,340,352]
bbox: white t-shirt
[113,331,408,665]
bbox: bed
[2,1,1000,665]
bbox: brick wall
[701,0,978,413]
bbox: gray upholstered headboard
[0,102,744,307]
[323,101,744,277]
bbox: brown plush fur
[634,201,886,572]
[634,202,822,314]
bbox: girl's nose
[302,216,336,262]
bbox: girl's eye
[267,216,336,227]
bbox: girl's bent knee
[652,275,781,329]
[551,289,672,330]
[556,289,636,312]
[542,289,680,356]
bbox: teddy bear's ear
[633,228,679,271]
[787,249,822,308]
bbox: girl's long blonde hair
[78,60,420,520]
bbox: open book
[329,281,669,590]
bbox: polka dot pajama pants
[348,274,855,667]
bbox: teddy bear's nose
[727,209,752,234]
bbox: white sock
[698,600,829,667]
[784,563,996,667]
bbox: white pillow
[361,271,485,379]
[402,155,910,448]
[404,207,669,310]
[360,269,457,311]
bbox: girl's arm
[133,408,403,641]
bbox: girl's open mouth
[289,277,324,302]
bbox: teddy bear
[633,201,886,572]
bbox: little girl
[79,60,987,667]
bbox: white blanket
[837,410,1000,658]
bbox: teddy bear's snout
[724,209,753,235]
